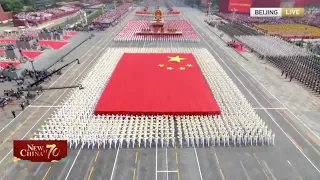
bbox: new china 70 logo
[13,140,67,162]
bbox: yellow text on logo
[282,8,304,17]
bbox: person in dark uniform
[20,103,25,110]
[12,110,16,118]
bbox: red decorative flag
[94,53,221,115]
[13,140,67,162]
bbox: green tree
[211,0,219,5]
[21,0,33,6]
[0,0,24,13]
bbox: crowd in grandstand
[91,3,133,27]
[13,6,80,26]
[217,13,320,27]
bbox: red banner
[13,140,67,162]
[228,0,252,13]
[94,53,221,116]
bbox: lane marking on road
[41,167,51,180]
[287,160,303,180]
[57,159,70,180]
[177,169,180,180]
[263,161,277,180]
[84,156,95,180]
[219,168,226,180]
[287,134,303,151]
[263,169,270,180]
[278,110,320,155]
[175,152,178,164]
[135,152,138,164]
[33,162,44,176]
[253,153,261,165]
[0,162,17,179]
[166,148,169,180]
[132,168,136,180]
[87,167,94,180]
[95,151,99,163]
[110,146,120,180]
[240,161,251,180]
[64,148,82,180]
[193,147,203,180]
[157,171,178,173]
[215,153,220,165]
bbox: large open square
[0,0,319,180]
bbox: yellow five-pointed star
[167,67,173,70]
[168,56,185,63]
[179,67,185,70]
[186,64,192,67]
[158,64,164,67]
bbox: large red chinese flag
[94,53,221,116]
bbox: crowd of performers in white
[33,48,275,148]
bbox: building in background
[0,5,12,23]
[33,0,56,9]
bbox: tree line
[0,0,36,13]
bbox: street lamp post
[208,2,212,20]
[113,0,117,10]
[231,8,237,23]
[29,60,37,80]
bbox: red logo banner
[13,140,67,162]
[228,0,252,13]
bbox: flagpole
[208,2,212,20]
[113,0,117,10]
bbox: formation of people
[235,35,319,93]
[113,20,200,43]
[32,47,274,148]
[235,35,309,57]
[217,12,320,28]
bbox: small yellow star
[186,64,192,67]
[167,67,173,70]
[168,56,185,63]
[158,64,164,67]
[179,67,185,70]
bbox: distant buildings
[33,0,56,9]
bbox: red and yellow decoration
[94,53,221,116]
[157,56,193,71]
[13,140,68,162]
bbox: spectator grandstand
[216,13,320,27]
[12,6,80,27]
[91,3,133,27]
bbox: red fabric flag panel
[94,53,221,115]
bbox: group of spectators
[212,12,320,93]
[217,12,320,27]
[232,34,320,93]
[13,6,80,26]
[91,3,132,27]
[217,22,263,37]
[40,27,64,35]
[19,35,35,42]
